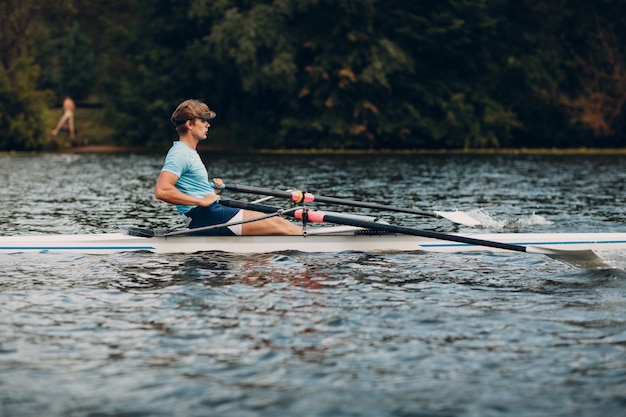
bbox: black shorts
[184,202,243,236]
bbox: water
[1,152,625,417]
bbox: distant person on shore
[51,97,76,141]
[155,99,301,235]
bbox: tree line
[2,0,626,151]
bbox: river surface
[1,152,625,417]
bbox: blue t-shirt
[161,141,215,214]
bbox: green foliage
[0,0,55,151]
[0,56,52,151]
[102,0,222,147]
[517,0,626,147]
[376,0,522,149]
[204,0,416,149]
[59,22,97,100]
[192,0,526,149]
[2,0,626,150]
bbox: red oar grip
[294,209,325,223]
[290,190,315,203]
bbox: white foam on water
[516,213,554,227]
[467,209,553,229]
[466,208,508,228]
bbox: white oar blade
[526,246,608,269]
[434,211,482,227]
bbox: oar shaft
[307,211,526,253]
[224,184,436,218]
[220,199,527,254]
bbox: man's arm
[155,171,218,207]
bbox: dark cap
[172,110,216,126]
[171,99,217,126]
[197,111,216,122]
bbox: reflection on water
[1,153,626,416]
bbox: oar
[223,184,481,227]
[220,199,604,267]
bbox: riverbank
[36,144,626,155]
[39,104,626,155]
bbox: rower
[154,99,302,236]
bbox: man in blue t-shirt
[155,99,301,236]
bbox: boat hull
[1,231,626,255]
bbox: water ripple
[1,153,626,416]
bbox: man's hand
[210,178,225,193]
[198,193,220,207]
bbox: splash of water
[467,209,553,229]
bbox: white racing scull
[1,228,626,265]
